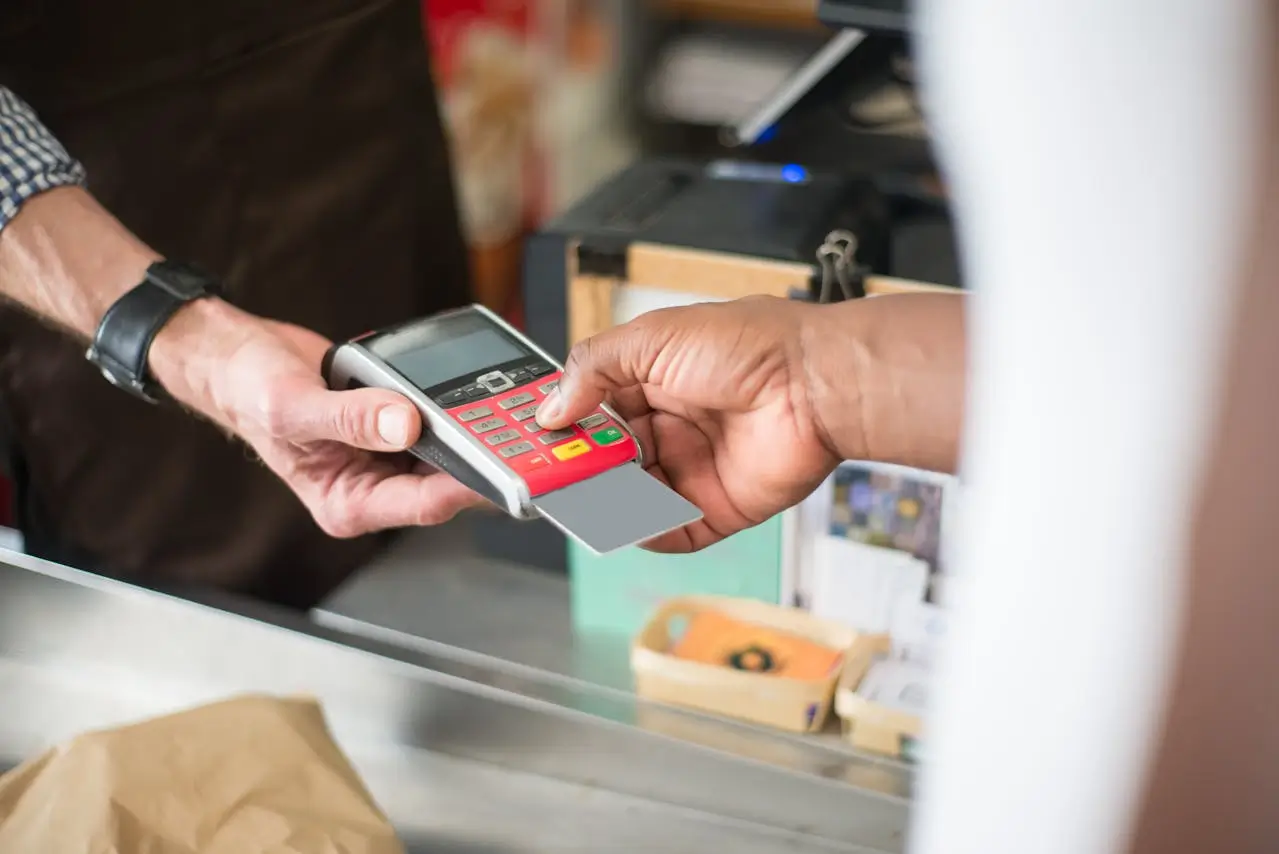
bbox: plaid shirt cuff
[0,86,88,233]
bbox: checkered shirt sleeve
[0,86,87,232]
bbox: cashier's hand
[150,301,487,538]
[536,297,840,552]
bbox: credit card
[531,463,703,554]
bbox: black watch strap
[86,260,223,404]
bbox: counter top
[0,546,911,853]
[317,519,628,689]
[0,661,861,854]
[317,518,898,753]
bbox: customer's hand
[535,296,841,552]
[150,299,486,538]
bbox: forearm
[802,291,967,474]
[0,87,252,408]
[0,185,254,407]
[0,86,135,335]
[0,186,161,336]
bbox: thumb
[264,376,423,451]
[536,320,666,429]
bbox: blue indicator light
[781,164,808,183]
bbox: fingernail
[536,390,562,425]
[377,406,412,446]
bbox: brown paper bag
[0,694,405,854]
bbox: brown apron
[0,0,472,609]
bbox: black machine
[817,0,910,33]
[520,158,901,369]
[726,0,915,157]
[709,0,959,295]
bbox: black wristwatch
[85,259,224,404]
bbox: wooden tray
[631,595,855,733]
[833,632,923,760]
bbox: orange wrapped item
[671,610,844,682]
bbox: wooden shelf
[651,0,822,31]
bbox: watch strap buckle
[85,344,161,404]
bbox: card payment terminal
[322,305,703,554]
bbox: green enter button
[591,426,624,446]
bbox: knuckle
[647,306,688,328]
[314,505,359,539]
[328,519,360,539]
[564,339,593,376]
[417,501,458,527]
[413,508,443,528]
[332,401,368,446]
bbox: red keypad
[443,369,639,497]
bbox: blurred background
[421,0,944,322]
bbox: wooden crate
[632,595,856,733]
[567,239,958,345]
[833,632,923,760]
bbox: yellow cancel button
[552,439,591,461]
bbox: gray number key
[539,429,575,445]
[486,429,521,446]
[499,392,536,410]
[470,418,505,434]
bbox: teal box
[569,515,784,640]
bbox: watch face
[149,260,220,299]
